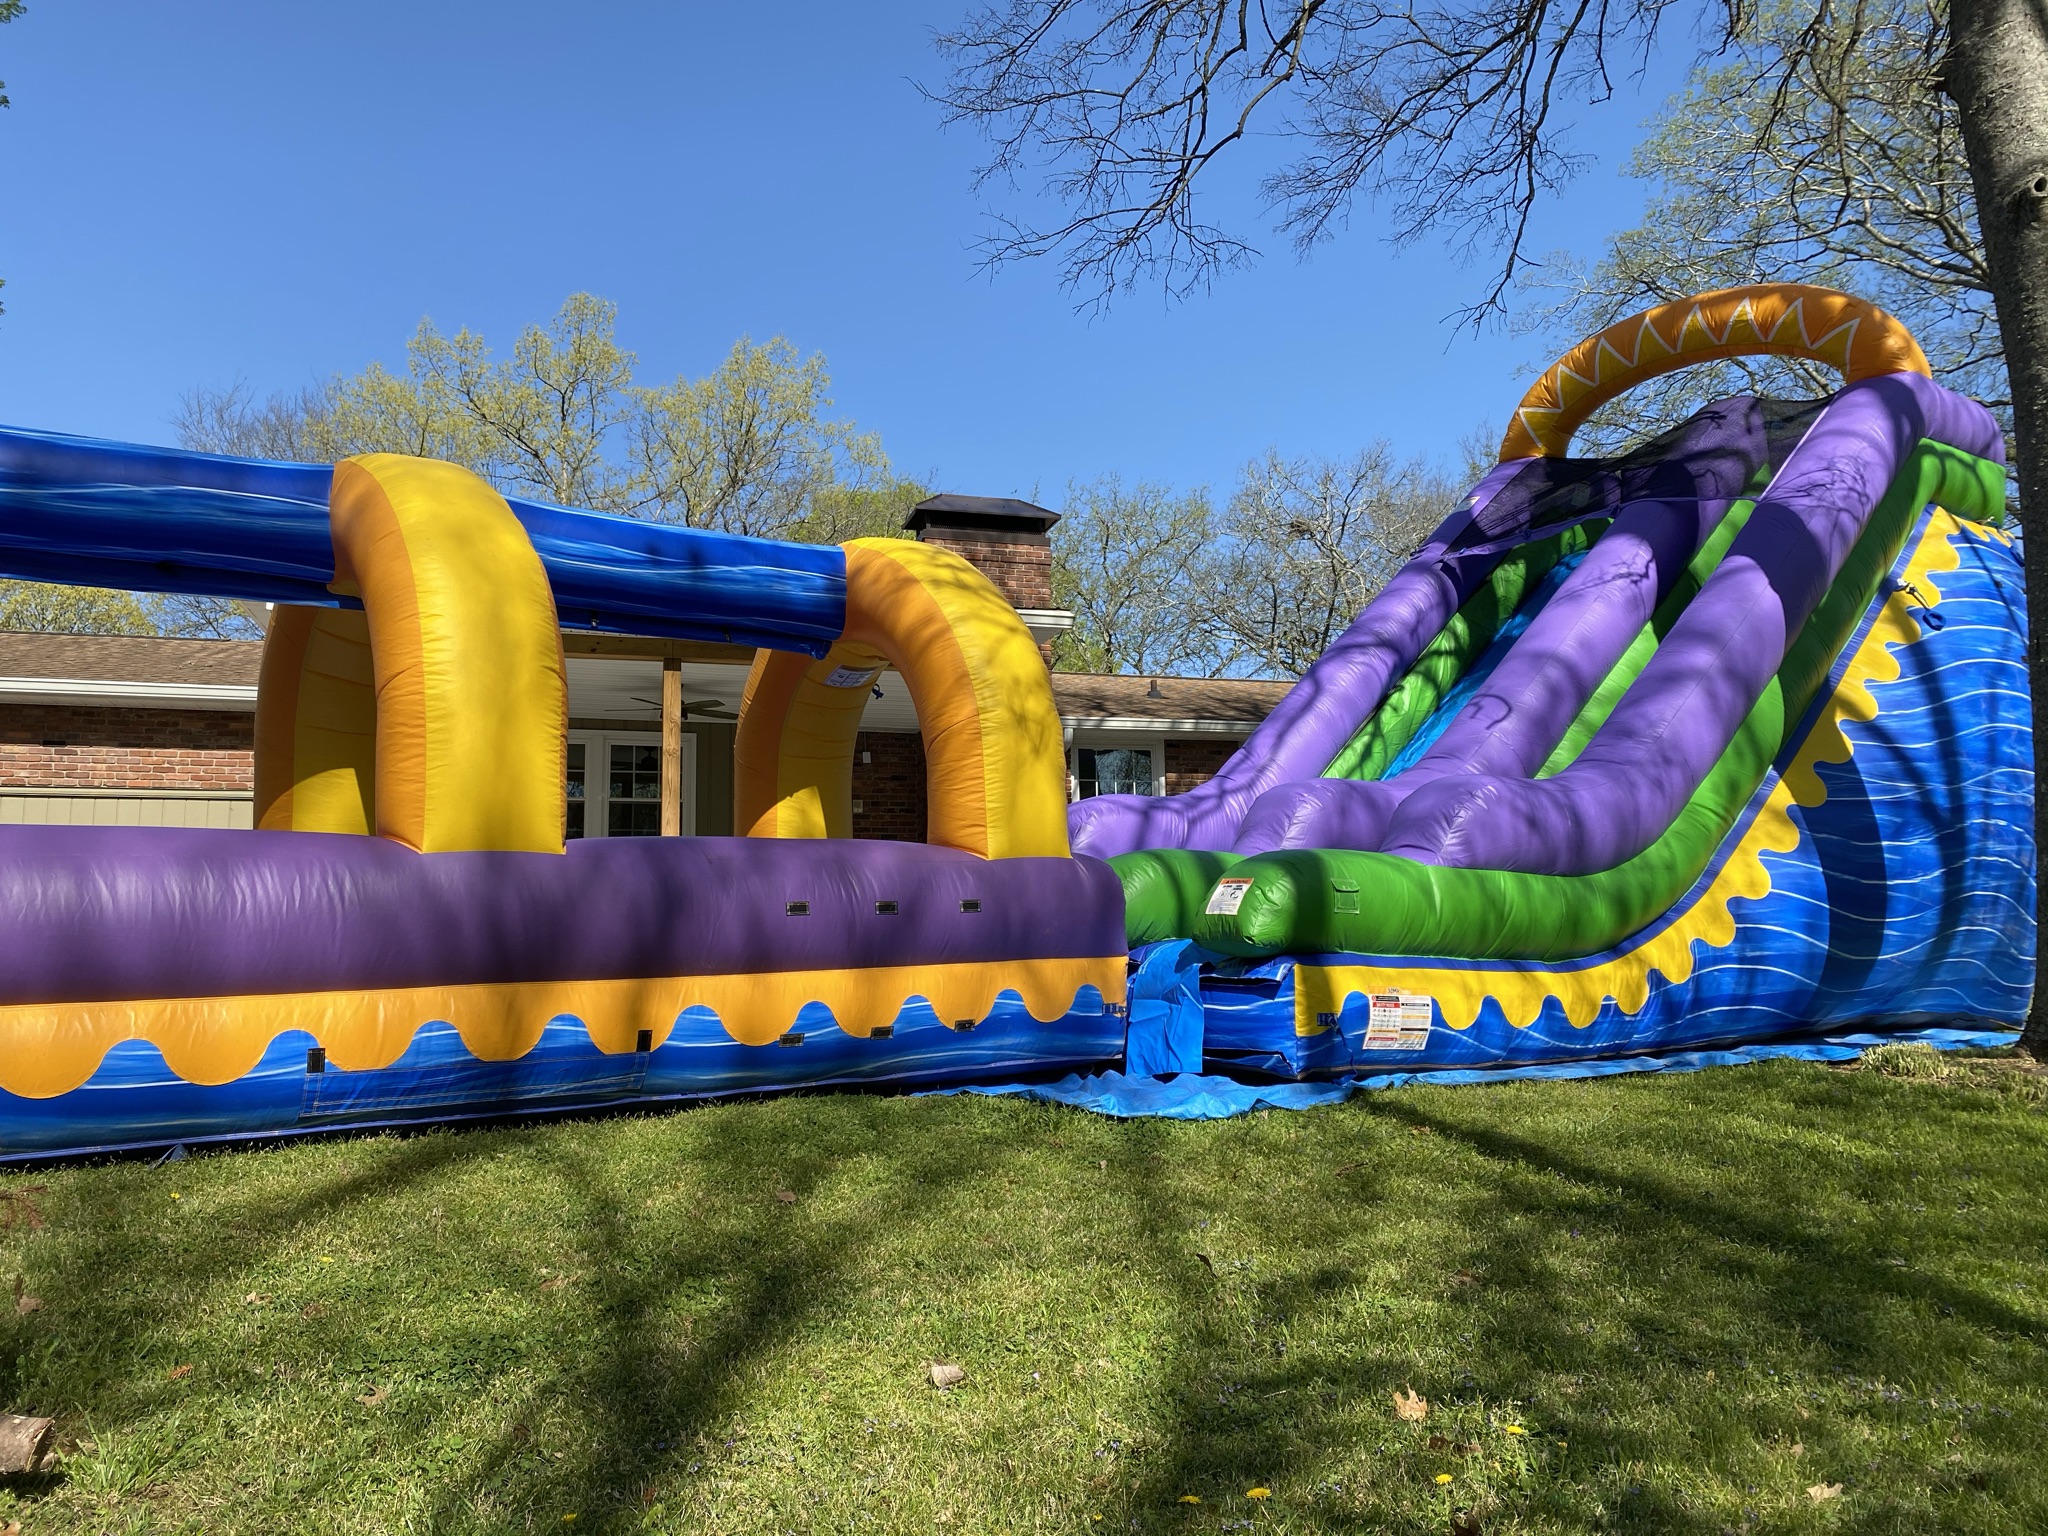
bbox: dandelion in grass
[1435,1473,1454,1485]
[1505,1425,1526,1435]
[1246,1487,1270,1499]
[1178,1494,1201,1503]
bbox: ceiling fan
[624,694,739,722]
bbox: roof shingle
[0,631,263,686]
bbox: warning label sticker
[1365,992,1435,1050]
[822,666,880,689]
[1205,877,1256,916]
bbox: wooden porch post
[660,656,683,837]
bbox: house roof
[0,631,263,709]
[0,631,263,685]
[0,630,1294,734]
[1052,672,1291,731]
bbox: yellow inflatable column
[328,455,569,854]
[253,606,378,834]
[735,539,1070,859]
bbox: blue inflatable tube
[0,424,847,654]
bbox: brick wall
[852,729,927,842]
[1164,737,1241,795]
[0,704,253,791]
[918,533,1054,611]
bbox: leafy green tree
[1201,447,1452,677]
[792,476,932,545]
[1051,453,1455,680]
[0,581,158,636]
[629,336,894,534]
[1050,477,1223,674]
[181,296,913,542]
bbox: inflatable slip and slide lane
[0,282,2031,1157]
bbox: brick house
[0,496,1293,837]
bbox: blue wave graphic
[0,990,1122,1159]
[1207,517,2035,1077]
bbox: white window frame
[1068,731,1165,800]
[567,730,696,838]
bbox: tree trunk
[1946,0,2048,1058]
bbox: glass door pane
[1076,746,1155,798]
[607,742,662,837]
[565,741,587,839]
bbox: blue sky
[0,2,1689,503]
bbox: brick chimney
[903,494,1071,658]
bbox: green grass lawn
[2,1047,2045,1535]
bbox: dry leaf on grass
[243,1292,270,1306]
[12,1276,40,1315]
[300,1302,327,1319]
[1451,1269,1480,1287]
[1807,1482,1843,1502]
[3,1518,22,1535]
[1394,1387,1429,1422]
[928,1362,966,1389]
[539,1275,573,1291]
[774,1189,797,1204]
[356,1385,389,1408]
[1451,1511,1484,1536]
[167,1364,193,1380]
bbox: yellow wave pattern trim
[1295,509,1971,1037]
[1501,285,1930,460]
[0,956,1127,1100]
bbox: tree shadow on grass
[1052,1073,2048,1535]
[398,1094,1063,1532]
[7,1068,2046,1533]
[1,1104,994,1530]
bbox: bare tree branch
[930,0,1734,317]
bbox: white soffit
[563,656,923,732]
[0,677,258,711]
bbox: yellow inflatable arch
[1501,283,1931,460]
[734,538,1072,860]
[254,455,569,855]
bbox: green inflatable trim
[1538,486,1762,777]
[1322,521,1604,782]
[1111,521,1612,946]
[1192,442,2005,961]
[1110,849,1246,948]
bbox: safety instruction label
[822,666,880,689]
[1364,992,1435,1051]
[1205,877,1256,916]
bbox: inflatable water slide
[0,282,2030,1157]
[1090,285,2034,1078]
